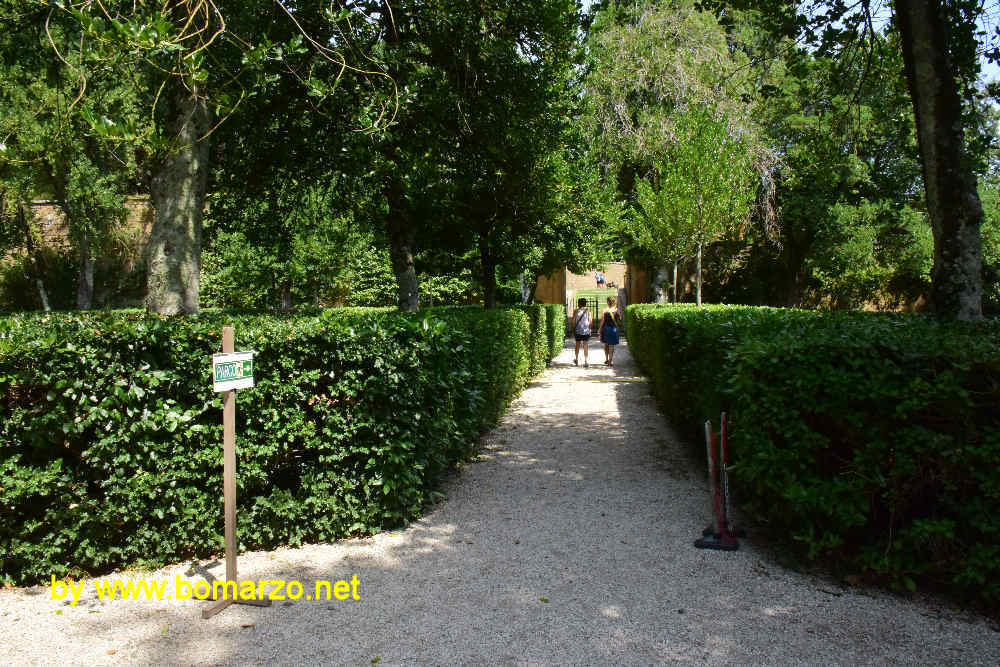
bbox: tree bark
[388,224,419,312]
[57,204,94,310]
[16,205,50,312]
[896,0,983,320]
[481,242,498,309]
[385,177,420,312]
[673,261,678,303]
[76,232,94,310]
[652,266,669,303]
[378,6,420,313]
[146,81,211,315]
[280,282,293,312]
[696,241,703,307]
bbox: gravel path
[2,339,999,665]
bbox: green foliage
[631,106,756,278]
[582,1,773,299]
[419,268,480,307]
[0,305,546,585]
[0,249,78,312]
[627,303,1000,604]
[981,180,1000,314]
[508,305,549,375]
[543,303,567,359]
[201,183,373,310]
[0,3,138,304]
[424,306,536,426]
[804,201,933,308]
[0,219,148,313]
[344,247,398,308]
[584,0,758,164]
[734,38,930,309]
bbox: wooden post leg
[202,597,234,619]
[201,327,270,618]
[224,389,237,585]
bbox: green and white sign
[212,351,254,392]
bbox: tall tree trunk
[673,261,678,303]
[17,205,50,312]
[57,204,94,310]
[385,177,419,312]
[379,6,419,313]
[146,82,211,315]
[76,232,94,310]
[481,242,498,309]
[696,242,703,307]
[896,0,983,320]
[652,266,669,303]
[280,281,293,312]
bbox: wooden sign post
[202,326,271,619]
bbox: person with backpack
[573,297,591,367]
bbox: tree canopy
[2,0,998,317]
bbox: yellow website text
[50,574,360,607]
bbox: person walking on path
[572,297,591,367]
[599,295,621,365]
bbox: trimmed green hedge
[508,303,567,372]
[0,305,544,585]
[543,303,566,359]
[509,305,548,376]
[627,304,1000,604]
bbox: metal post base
[703,524,747,539]
[694,533,740,551]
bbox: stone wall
[2,198,153,309]
[565,262,627,291]
[28,197,154,252]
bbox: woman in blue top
[599,295,621,366]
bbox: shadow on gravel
[51,340,998,664]
[58,371,721,662]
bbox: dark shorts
[575,333,591,342]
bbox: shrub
[627,304,1000,605]
[0,306,538,585]
[430,306,533,426]
[543,303,566,360]
[508,305,549,375]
